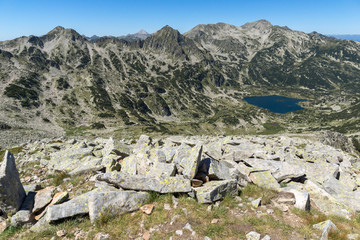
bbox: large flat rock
[0,150,26,215]
[46,186,116,222]
[89,191,149,222]
[98,172,191,193]
[249,170,281,190]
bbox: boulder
[33,187,55,214]
[46,186,115,222]
[98,172,191,193]
[147,162,176,178]
[68,156,103,175]
[11,210,33,227]
[246,231,261,240]
[48,146,93,172]
[88,191,149,222]
[0,217,8,234]
[120,155,137,175]
[249,170,281,190]
[280,188,310,211]
[198,158,232,180]
[0,150,26,215]
[195,179,237,204]
[173,144,202,179]
[313,220,337,240]
[251,197,262,208]
[101,137,131,158]
[243,159,305,183]
[322,176,360,212]
[304,180,351,218]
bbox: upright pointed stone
[0,151,26,216]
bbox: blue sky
[0,0,359,41]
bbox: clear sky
[0,0,359,41]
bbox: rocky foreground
[1,132,360,239]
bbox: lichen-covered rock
[68,156,103,175]
[173,144,202,179]
[313,220,337,240]
[304,180,351,217]
[198,158,232,180]
[0,150,26,215]
[98,172,191,193]
[195,179,237,203]
[120,155,137,175]
[88,191,149,222]
[147,162,176,177]
[243,159,305,182]
[249,170,281,190]
[48,146,93,172]
[46,186,116,222]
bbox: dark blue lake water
[243,95,307,114]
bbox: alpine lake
[243,95,307,114]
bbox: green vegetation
[0,146,23,160]
[261,122,285,135]
[47,171,70,186]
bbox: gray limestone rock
[46,187,115,222]
[173,144,202,179]
[322,176,360,213]
[48,146,93,172]
[251,197,262,208]
[0,217,8,234]
[147,162,176,177]
[280,188,310,211]
[68,156,103,175]
[33,187,55,214]
[249,170,281,190]
[246,231,261,240]
[120,155,137,175]
[304,180,351,218]
[11,210,33,227]
[313,220,337,240]
[98,172,191,193]
[23,184,42,193]
[195,179,237,204]
[198,158,232,180]
[0,151,26,215]
[88,190,149,222]
[243,159,305,183]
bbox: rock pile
[0,133,359,234]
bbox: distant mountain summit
[118,29,151,41]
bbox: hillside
[0,20,360,147]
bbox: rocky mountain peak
[241,19,273,31]
[44,26,84,42]
[137,29,148,35]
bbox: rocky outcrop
[0,151,26,215]
[88,191,149,222]
[2,133,360,235]
[195,180,237,203]
[98,173,192,193]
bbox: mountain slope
[0,20,360,145]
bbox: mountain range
[0,19,360,146]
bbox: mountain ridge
[0,20,360,147]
